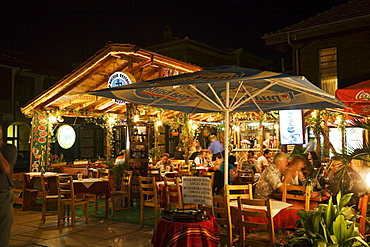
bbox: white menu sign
[182,177,212,206]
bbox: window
[319,47,338,95]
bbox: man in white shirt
[193,150,209,167]
[256,149,272,173]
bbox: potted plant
[288,192,368,247]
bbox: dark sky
[1,0,349,64]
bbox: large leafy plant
[288,192,368,247]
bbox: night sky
[1,0,349,64]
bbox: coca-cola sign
[355,90,370,101]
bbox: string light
[134,115,140,122]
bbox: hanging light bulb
[133,115,140,122]
[156,120,162,126]
[108,117,115,125]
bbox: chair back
[180,164,190,171]
[98,169,110,179]
[178,170,193,177]
[164,176,182,210]
[224,184,253,201]
[282,184,311,211]
[148,168,162,181]
[200,194,233,246]
[236,170,255,184]
[57,175,75,201]
[237,197,275,247]
[40,174,58,196]
[358,194,369,236]
[138,176,159,203]
[121,170,133,193]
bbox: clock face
[57,125,76,149]
[108,72,136,105]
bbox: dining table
[151,214,220,247]
[73,178,111,217]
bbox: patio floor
[10,206,154,247]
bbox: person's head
[175,146,182,151]
[209,135,217,141]
[229,155,237,165]
[269,135,274,141]
[289,154,307,171]
[199,150,208,158]
[273,152,289,171]
[248,151,255,158]
[195,146,202,152]
[161,153,171,163]
[263,149,272,157]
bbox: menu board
[279,109,304,145]
[30,112,49,172]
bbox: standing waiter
[0,124,17,246]
[208,135,224,161]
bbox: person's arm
[0,152,11,174]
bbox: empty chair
[178,170,193,177]
[139,176,164,227]
[109,170,132,215]
[57,175,89,226]
[224,184,253,201]
[282,184,311,211]
[237,197,276,247]
[40,174,59,222]
[236,170,255,184]
[200,194,237,247]
[87,169,110,213]
[164,176,182,210]
[148,168,162,181]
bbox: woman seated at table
[284,154,307,185]
[325,159,368,210]
[152,153,174,172]
[219,155,238,184]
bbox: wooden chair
[282,184,311,211]
[164,176,182,210]
[198,171,215,191]
[224,184,253,201]
[148,168,162,181]
[236,170,255,184]
[57,175,89,226]
[12,173,39,211]
[40,174,59,222]
[237,197,276,247]
[138,176,164,227]
[87,169,110,213]
[109,170,132,216]
[178,170,193,177]
[358,194,369,236]
[200,194,237,247]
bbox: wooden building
[21,43,202,173]
[263,0,370,93]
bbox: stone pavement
[9,207,154,247]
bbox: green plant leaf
[313,239,328,247]
[324,196,334,232]
[338,193,353,211]
[333,214,346,244]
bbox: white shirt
[257,155,269,173]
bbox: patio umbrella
[335,79,370,114]
[87,65,347,185]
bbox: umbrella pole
[224,82,230,186]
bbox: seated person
[326,159,368,209]
[219,155,238,184]
[254,152,292,199]
[153,153,174,172]
[173,146,185,160]
[193,150,210,167]
[189,145,202,160]
[256,149,272,173]
[285,154,307,185]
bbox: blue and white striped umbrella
[87,65,347,184]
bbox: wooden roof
[21,43,202,118]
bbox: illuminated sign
[57,125,76,149]
[279,109,304,145]
[108,72,136,105]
